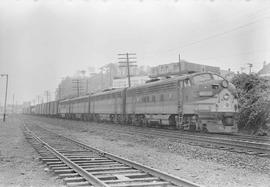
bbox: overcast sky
[0,0,270,105]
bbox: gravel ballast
[26,115,270,187]
[0,116,64,187]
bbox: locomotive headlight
[223,93,230,100]
[221,80,228,88]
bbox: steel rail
[24,125,110,187]
[27,116,270,144]
[25,117,270,157]
[103,127,270,156]
[30,124,201,187]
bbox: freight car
[24,72,238,133]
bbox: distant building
[113,76,150,88]
[258,62,270,78]
[55,63,151,100]
[150,60,220,77]
[55,76,86,100]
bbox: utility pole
[58,86,62,100]
[118,53,137,88]
[1,74,8,122]
[86,78,88,94]
[37,95,40,104]
[100,66,107,90]
[178,53,181,75]
[72,79,81,96]
[247,63,253,74]
[12,94,14,113]
[44,90,50,102]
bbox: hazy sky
[0,0,270,105]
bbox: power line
[144,16,270,58]
[189,49,270,62]
[179,17,270,49]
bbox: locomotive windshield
[192,73,225,85]
[212,74,225,81]
[192,73,212,85]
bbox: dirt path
[0,115,63,187]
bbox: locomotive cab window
[183,79,191,87]
[192,74,212,85]
[212,74,225,81]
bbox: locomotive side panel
[90,89,125,122]
[126,79,180,126]
[69,97,89,114]
[58,100,70,118]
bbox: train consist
[23,72,239,133]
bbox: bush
[231,73,270,133]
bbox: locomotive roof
[90,88,125,97]
[59,95,89,103]
[58,72,221,102]
[126,72,214,91]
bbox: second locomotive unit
[27,72,239,133]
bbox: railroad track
[98,125,270,158]
[23,123,200,187]
[24,116,270,158]
[29,115,270,144]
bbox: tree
[231,73,270,134]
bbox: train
[23,72,239,133]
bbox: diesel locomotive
[24,72,239,133]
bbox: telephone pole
[12,94,15,113]
[100,66,106,90]
[44,90,50,102]
[72,79,82,96]
[178,53,181,75]
[1,74,8,122]
[118,53,137,88]
[58,85,62,100]
[37,95,41,104]
[247,63,253,74]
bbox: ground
[1,115,270,187]
[0,116,63,187]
